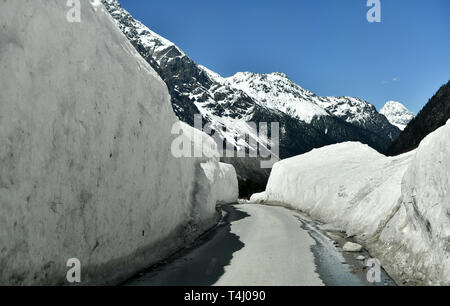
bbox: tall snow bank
[260,121,450,284]
[249,192,267,204]
[195,162,239,212]
[0,0,237,285]
[264,143,413,238]
[176,122,239,224]
[373,120,450,285]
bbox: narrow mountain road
[124,204,394,286]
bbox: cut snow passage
[256,120,450,285]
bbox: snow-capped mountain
[102,0,270,157]
[101,0,401,196]
[227,72,400,142]
[387,81,450,156]
[380,101,415,130]
[227,72,329,123]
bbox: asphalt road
[123,204,394,286]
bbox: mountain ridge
[102,0,402,196]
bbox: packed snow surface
[255,120,450,285]
[380,101,415,130]
[0,0,237,285]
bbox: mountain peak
[269,72,288,78]
[102,0,186,64]
[386,81,450,155]
[383,101,410,111]
[380,101,415,130]
[226,71,327,123]
[198,65,225,83]
[228,71,288,80]
[103,0,402,154]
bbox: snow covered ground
[254,120,450,285]
[0,0,237,285]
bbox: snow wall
[0,0,237,285]
[257,120,450,285]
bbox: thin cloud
[382,77,400,84]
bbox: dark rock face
[386,81,450,156]
[102,0,401,197]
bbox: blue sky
[119,0,450,114]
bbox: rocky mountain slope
[386,81,450,156]
[227,71,400,150]
[380,101,415,130]
[102,0,401,196]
